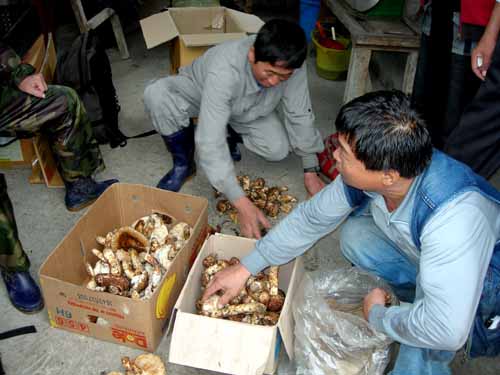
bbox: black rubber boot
[227,125,242,162]
[157,124,196,192]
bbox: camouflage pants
[0,174,29,272]
[0,85,104,182]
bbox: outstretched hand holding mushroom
[202,263,252,307]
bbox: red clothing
[461,0,496,27]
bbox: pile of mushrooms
[106,354,166,375]
[196,254,286,326]
[85,212,192,300]
[215,175,298,222]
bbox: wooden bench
[322,0,420,105]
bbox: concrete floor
[1,16,500,375]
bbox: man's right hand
[17,73,47,98]
[202,264,251,307]
[232,196,271,239]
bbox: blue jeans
[340,215,456,375]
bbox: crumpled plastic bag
[293,267,398,375]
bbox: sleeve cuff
[302,154,320,170]
[241,249,270,275]
[368,304,388,334]
[12,63,35,87]
[225,183,245,203]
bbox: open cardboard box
[168,234,305,375]
[39,183,209,351]
[140,7,264,73]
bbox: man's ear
[248,46,255,64]
[381,170,399,186]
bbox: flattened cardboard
[39,184,209,351]
[169,234,304,375]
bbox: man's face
[333,134,385,191]
[248,47,294,88]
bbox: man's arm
[280,64,326,195]
[203,176,354,305]
[368,193,497,351]
[195,67,270,238]
[471,1,500,80]
[0,42,35,87]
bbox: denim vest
[344,149,500,357]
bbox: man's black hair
[335,90,433,178]
[253,19,307,69]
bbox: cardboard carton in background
[140,7,264,73]
[168,234,305,375]
[39,184,209,351]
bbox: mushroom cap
[111,226,148,251]
[134,354,166,375]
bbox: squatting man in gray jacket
[202,91,500,375]
[144,19,325,239]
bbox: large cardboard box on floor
[39,184,209,351]
[168,234,305,374]
[140,7,264,73]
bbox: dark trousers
[445,40,500,179]
[413,34,481,149]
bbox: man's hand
[304,172,326,197]
[17,73,47,98]
[202,264,251,307]
[232,196,271,239]
[363,287,388,320]
[471,35,497,80]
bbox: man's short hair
[335,90,433,178]
[253,19,307,69]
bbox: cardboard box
[168,234,305,375]
[39,183,209,351]
[140,7,264,73]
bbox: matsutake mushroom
[86,213,192,299]
[197,255,286,325]
[111,227,148,252]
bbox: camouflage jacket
[0,42,35,110]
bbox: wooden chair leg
[110,13,130,59]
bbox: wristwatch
[303,166,320,173]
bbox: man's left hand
[363,287,388,320]
[304,172,326,196]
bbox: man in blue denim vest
[202,90,500,375]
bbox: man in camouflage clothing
[0,42,118,312]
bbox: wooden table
[323,0,420,104]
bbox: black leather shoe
[65,177,119,212]
[1,270,44,313]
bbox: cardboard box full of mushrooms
[39,184,209,351]
[168,233,305,374]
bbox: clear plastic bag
[293,267,398,375]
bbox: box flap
[226,8,264,33]
[140,11,178,49]
[170,312,274,375]
[181,32,247,47]
[278,255,304,360]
